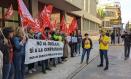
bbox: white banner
[25,39,64,64]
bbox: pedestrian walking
[116,32,121,44]
[97,30,110,71]
[111,32,115,44]
[121,31,131,60]
[81,33,92,64]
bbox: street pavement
[71,45,131,79]
[25,41,99,79]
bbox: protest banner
[25,39,64,64]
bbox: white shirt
[71,36,78,43]
[66,36,71,43]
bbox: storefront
[0,0,81,31]
[66,13,81,30]
[0,0,32,29]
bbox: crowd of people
[80,29,131,71]
[80,30,110,70]
[0,26,82,79]
[0,25,131,79]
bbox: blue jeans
[99,50,109,67]
[14,54,25,79]
[81,49,91,64]
[77,43,81,54]
[2,63,14,79]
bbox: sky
[98,0,131,25]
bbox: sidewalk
[25,41,99,79]
[72,45,131,79]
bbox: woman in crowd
[27,27,36,74]
[81,33,92,64]
[77,30,82,55]
[52,29,63,63]
[51,31,57,66]
[41,27,52,73]
[69,31,78,57]
[63,33,69,61]
[2,27,14,79]
[12,27,27,79]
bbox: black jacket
[82,38,93,49]
[0,38,11,64]
[121,33,131,45]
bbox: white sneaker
[29,70,33,74]
[32,68,36,72]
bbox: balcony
[38,0,81,11]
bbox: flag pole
[0,13,6,39]
[13,10,15,29]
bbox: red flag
[69,18,78,33]
[4,4,13,19]
[60,16,68,33]
[66,25,71,35]
[46,4,53,14]
[60,16,65,32]
[39,5,53,29]
[51,16,58,31]
[32,18,43,33]
[17,0,35,27]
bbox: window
[105,11,115,17]
[83,19,90,31]
[4,9,18,20]
[90,21,95,31]
[5,21,19,27]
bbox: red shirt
[41,32,51,40]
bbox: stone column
[31,0,38,18]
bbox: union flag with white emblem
[4,4,13,19]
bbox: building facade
[126,21,131,31]
[71,0,102,36]
[0,0,101,36]
[98,2,122,30]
